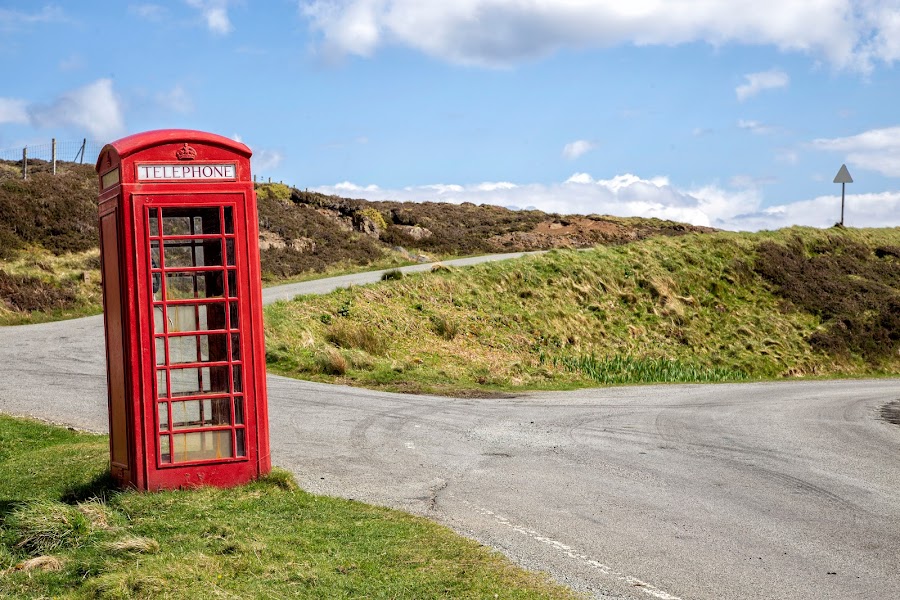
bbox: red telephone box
[96,129,270,490]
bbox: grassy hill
[264,227,900,395]
[0,159,711,324]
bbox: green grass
[0,415,577,599]
[545,354,748,385]
[264,227,900,395]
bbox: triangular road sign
[834,164,853,184]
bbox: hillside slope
[264,227,900,395]
[0,160,712,323]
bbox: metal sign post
[833,164,853,226]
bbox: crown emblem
[175,143,197,160]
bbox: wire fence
[0,139,104,178]
[0,138,290,187]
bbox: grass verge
[0,415,577,599]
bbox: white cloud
[775,148,800,164]
[0,98,29,124]
[736,69,789,101]
[721,191,900,230]
[333,181,380,192]
[252,149,285,172]
[58,54,85,71]
[812,126,900,176]
[0,5,65,32]
[728,174,778,188]
[312,173,900,231]
[477,181,517,191]
[562,139,596,160]
[129,4,167,20]
[186,0,233,35]
[155,85,194,114]
[299,1,898,71]
[737,119,776,135]
[24,79,125,141]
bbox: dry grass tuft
[326,320,386,355]
[105,537,160,555]
[315,346,348,375]
[14,555,64,572]
[77,499,116,530]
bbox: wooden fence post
[22,147,27,180]
[52,138,57,174]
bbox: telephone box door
[144,199,258,479]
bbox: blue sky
[2,1,900,230]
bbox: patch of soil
[489,216,714,250]
[443,389,523,399]
[881,401,900,426]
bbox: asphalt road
[1,253,898,600]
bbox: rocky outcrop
[394,225,433,241]
[259,231,317,253]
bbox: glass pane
[155,337,166,366]
[171,398,231,429]
[164,241,204,268]
[227,271,237,298]
[232,365,242,393]
[204,239,223,266]
[168,335,207,364]
[234,396,244,425]
[165,272,198,299]
[226,239,235,266]
[169,365,230,396]
[171,430,233,462]
[156,369,168,398]
[165,304,196,333]
[166,334,228,365]
[161,303,227,333]
[229,302,239,330]
[230,334,240,361]
[236,429,246,457]
[162,215,192,236]
[224,207,233,234]
[165,271,225,299]
[161,207,222,236]
[158,402,169,431]
[198,303,213,331]
[154,305,165,333]
[151,242,162,300]
[149,211,160,237]
[160,435,171,464]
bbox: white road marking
[471,504,682,600]
[405,442,415,449]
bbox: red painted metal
[96,129,270,490]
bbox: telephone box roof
[97,129,252,171]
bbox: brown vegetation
[0,161,97,259]
[0,270,79,312]
[754,233,900,363]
